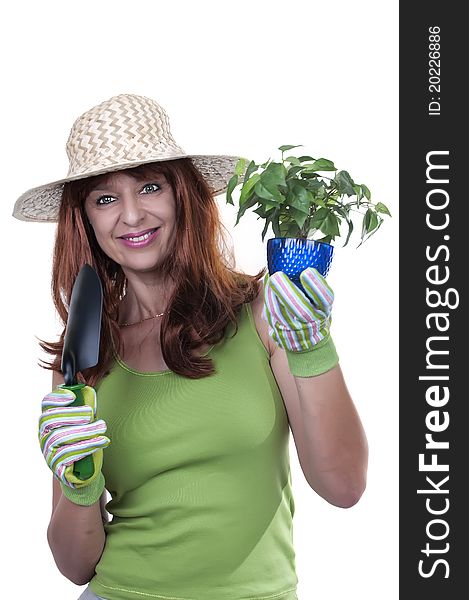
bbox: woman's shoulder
[246,278,274,356]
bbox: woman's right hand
[39,385,110,504]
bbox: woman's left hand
[263,267,339,377]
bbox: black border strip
[400,3,466,595]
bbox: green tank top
[89,303,298,600]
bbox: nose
[120,191,145,226]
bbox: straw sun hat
[13,93,245,223]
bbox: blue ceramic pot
[267,238,334,293]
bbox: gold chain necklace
[120,311,165,327]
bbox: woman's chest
[119,329,211,373]
[120,332,168,372]
[97,352,287,496]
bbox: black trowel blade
[61,264,103,386]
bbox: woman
[14,94,368,600]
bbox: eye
[141,183,161,194]
[95,194,115,206]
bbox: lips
[119,227,159,239]
[118,227,160,249]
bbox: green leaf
[304,179,326,206]
[361,208,380,240]
[239,173,260,206]
[335,170,355,195]
[288,181,313,214]
[285,156,301,166]
[308,158,336,172]
[375,201,392,217]
[342,219,354,247]
[255,181,283,203]
[235,194,261,225]
[234,158,247,177]
[367,210,379,233]
[358,215,383,247]
[285,165,304,178]
[324,192,340,207]
[300,171,320,180]
[297,155,315,162]
[260,162,287,187]
[353,184,363,202]
[288,206,309,229]
[361,184,371,200]
[324,214,341,238]
[362,208,372,234]
[279,144,302,153]
[332,204,351,220]
[266,188,287,205]
[225,174,238,205]
[257,163,288,203]
[306,179,322,191]
[243,160,258,184]
[310,196,326,208]
[271,213,282,237]
[261,215,273,241]
[310,208,341,238]
[253,204,275,219]
[279,219,302,238]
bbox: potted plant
[226,144,391,290]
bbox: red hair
[38,159,264,384]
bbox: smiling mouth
[120,227,159,242]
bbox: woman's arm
[251,287,368,508]
[46,370,108,585]
[271,350,368,508]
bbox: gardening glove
[38,385,110,506]
[263,267,339,377]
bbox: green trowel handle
[61,383,95,481]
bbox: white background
[2,1,398,598]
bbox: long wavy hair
[38,158,264,385]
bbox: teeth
[125,229,156,242]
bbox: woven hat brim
[13,154,246,223]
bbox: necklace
[120,311,165,327]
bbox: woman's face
[84,170,177,274]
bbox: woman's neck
[118,272,175,325]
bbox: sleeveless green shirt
[89,303,298,600]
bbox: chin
[122,256,166,273]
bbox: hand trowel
[61,263,103,480]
